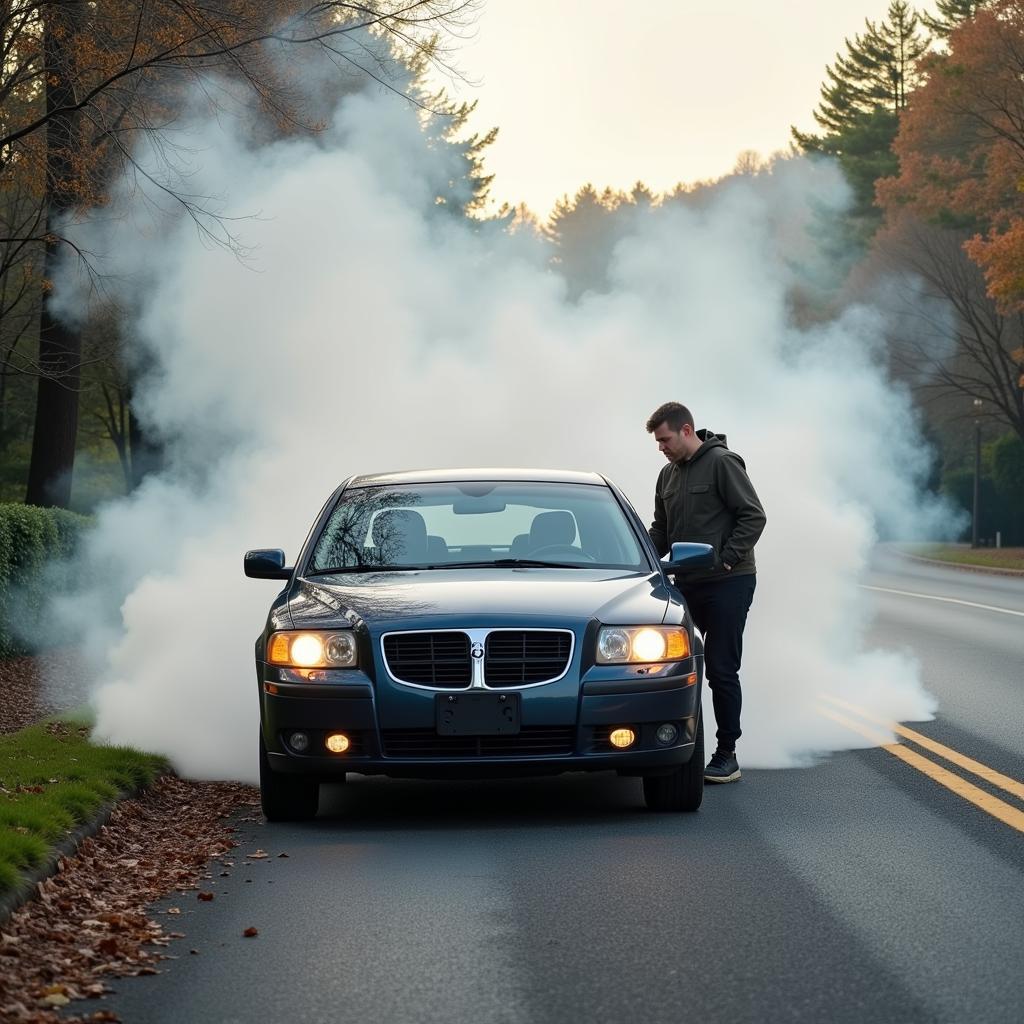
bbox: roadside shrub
[0,504,90,657]
[991,434,1024,506]
[942,446,1024,547]
[942,470,998,541]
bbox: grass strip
[908,545,1024,572]
[0,719,166,894]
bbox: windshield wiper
[307,561,589,577]
[427,559,584,569]
[308,558,587,575]
[306,564,430,575]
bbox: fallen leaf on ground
[243,927,259,938]
[197,892,214,902]
[277,853,289,858]
[248,850,268,859]
[0,770,257,1024]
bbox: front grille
[484,631,572,686]
[383,632,471,688]
[382,726,576,758]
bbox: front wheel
[642,712,704,812]
[259,730,320,822]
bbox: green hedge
[942,432,1024,547]
[0,504,90,658]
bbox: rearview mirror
[661,542,716,573]
[244,548,292,580]
[452,496,507,515]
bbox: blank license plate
[436,692,521,735]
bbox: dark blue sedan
[244,469,713,820]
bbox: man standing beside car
[646,401,766,784]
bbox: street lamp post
[972,398,983,548]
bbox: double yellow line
[819,696,1024,834]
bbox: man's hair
[646,402,694,433]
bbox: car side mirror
[661,542,716,573]
[244,548,292,580]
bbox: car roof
[346,467,608,487]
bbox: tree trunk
[0,362,8,448]
[25,2,86,509]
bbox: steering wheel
[528,544,597,562]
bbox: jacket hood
[684,429,728,464]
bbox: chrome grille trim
[379,627,575,691]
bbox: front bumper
[260,657,702,780]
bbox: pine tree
[628,181,656,208]
[922,0,988,37]
[405,41,498,216]
[792,1,929,223]
[545,185,623,300]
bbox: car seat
[372,509,429,564]
[527,511,576,551]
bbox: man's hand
[723,562,733,572]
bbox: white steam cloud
[49,77,950,780]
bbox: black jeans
[676,573,756,752]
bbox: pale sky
[432,0,930,216]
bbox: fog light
[609,727,636,749]
[656,722,679,746]
[325,733,350,754]
[290,731,309,753]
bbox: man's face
[653,422,692,462]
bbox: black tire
[642,712,704,812]
[259,731,320,822]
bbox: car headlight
[596,626,689,664]
[267,630,358,668]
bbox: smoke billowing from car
[46,74,954,780]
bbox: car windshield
[307,481,649,573]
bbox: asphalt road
[101,553,1024,1024]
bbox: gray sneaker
[704,747,741,784]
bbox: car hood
[282,568,676,632]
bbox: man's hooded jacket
[649,429,766,585]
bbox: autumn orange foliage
[878,0,1024,312]
[1,2,475,506]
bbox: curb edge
[895,549,1024,578]
[0,783,150,928]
